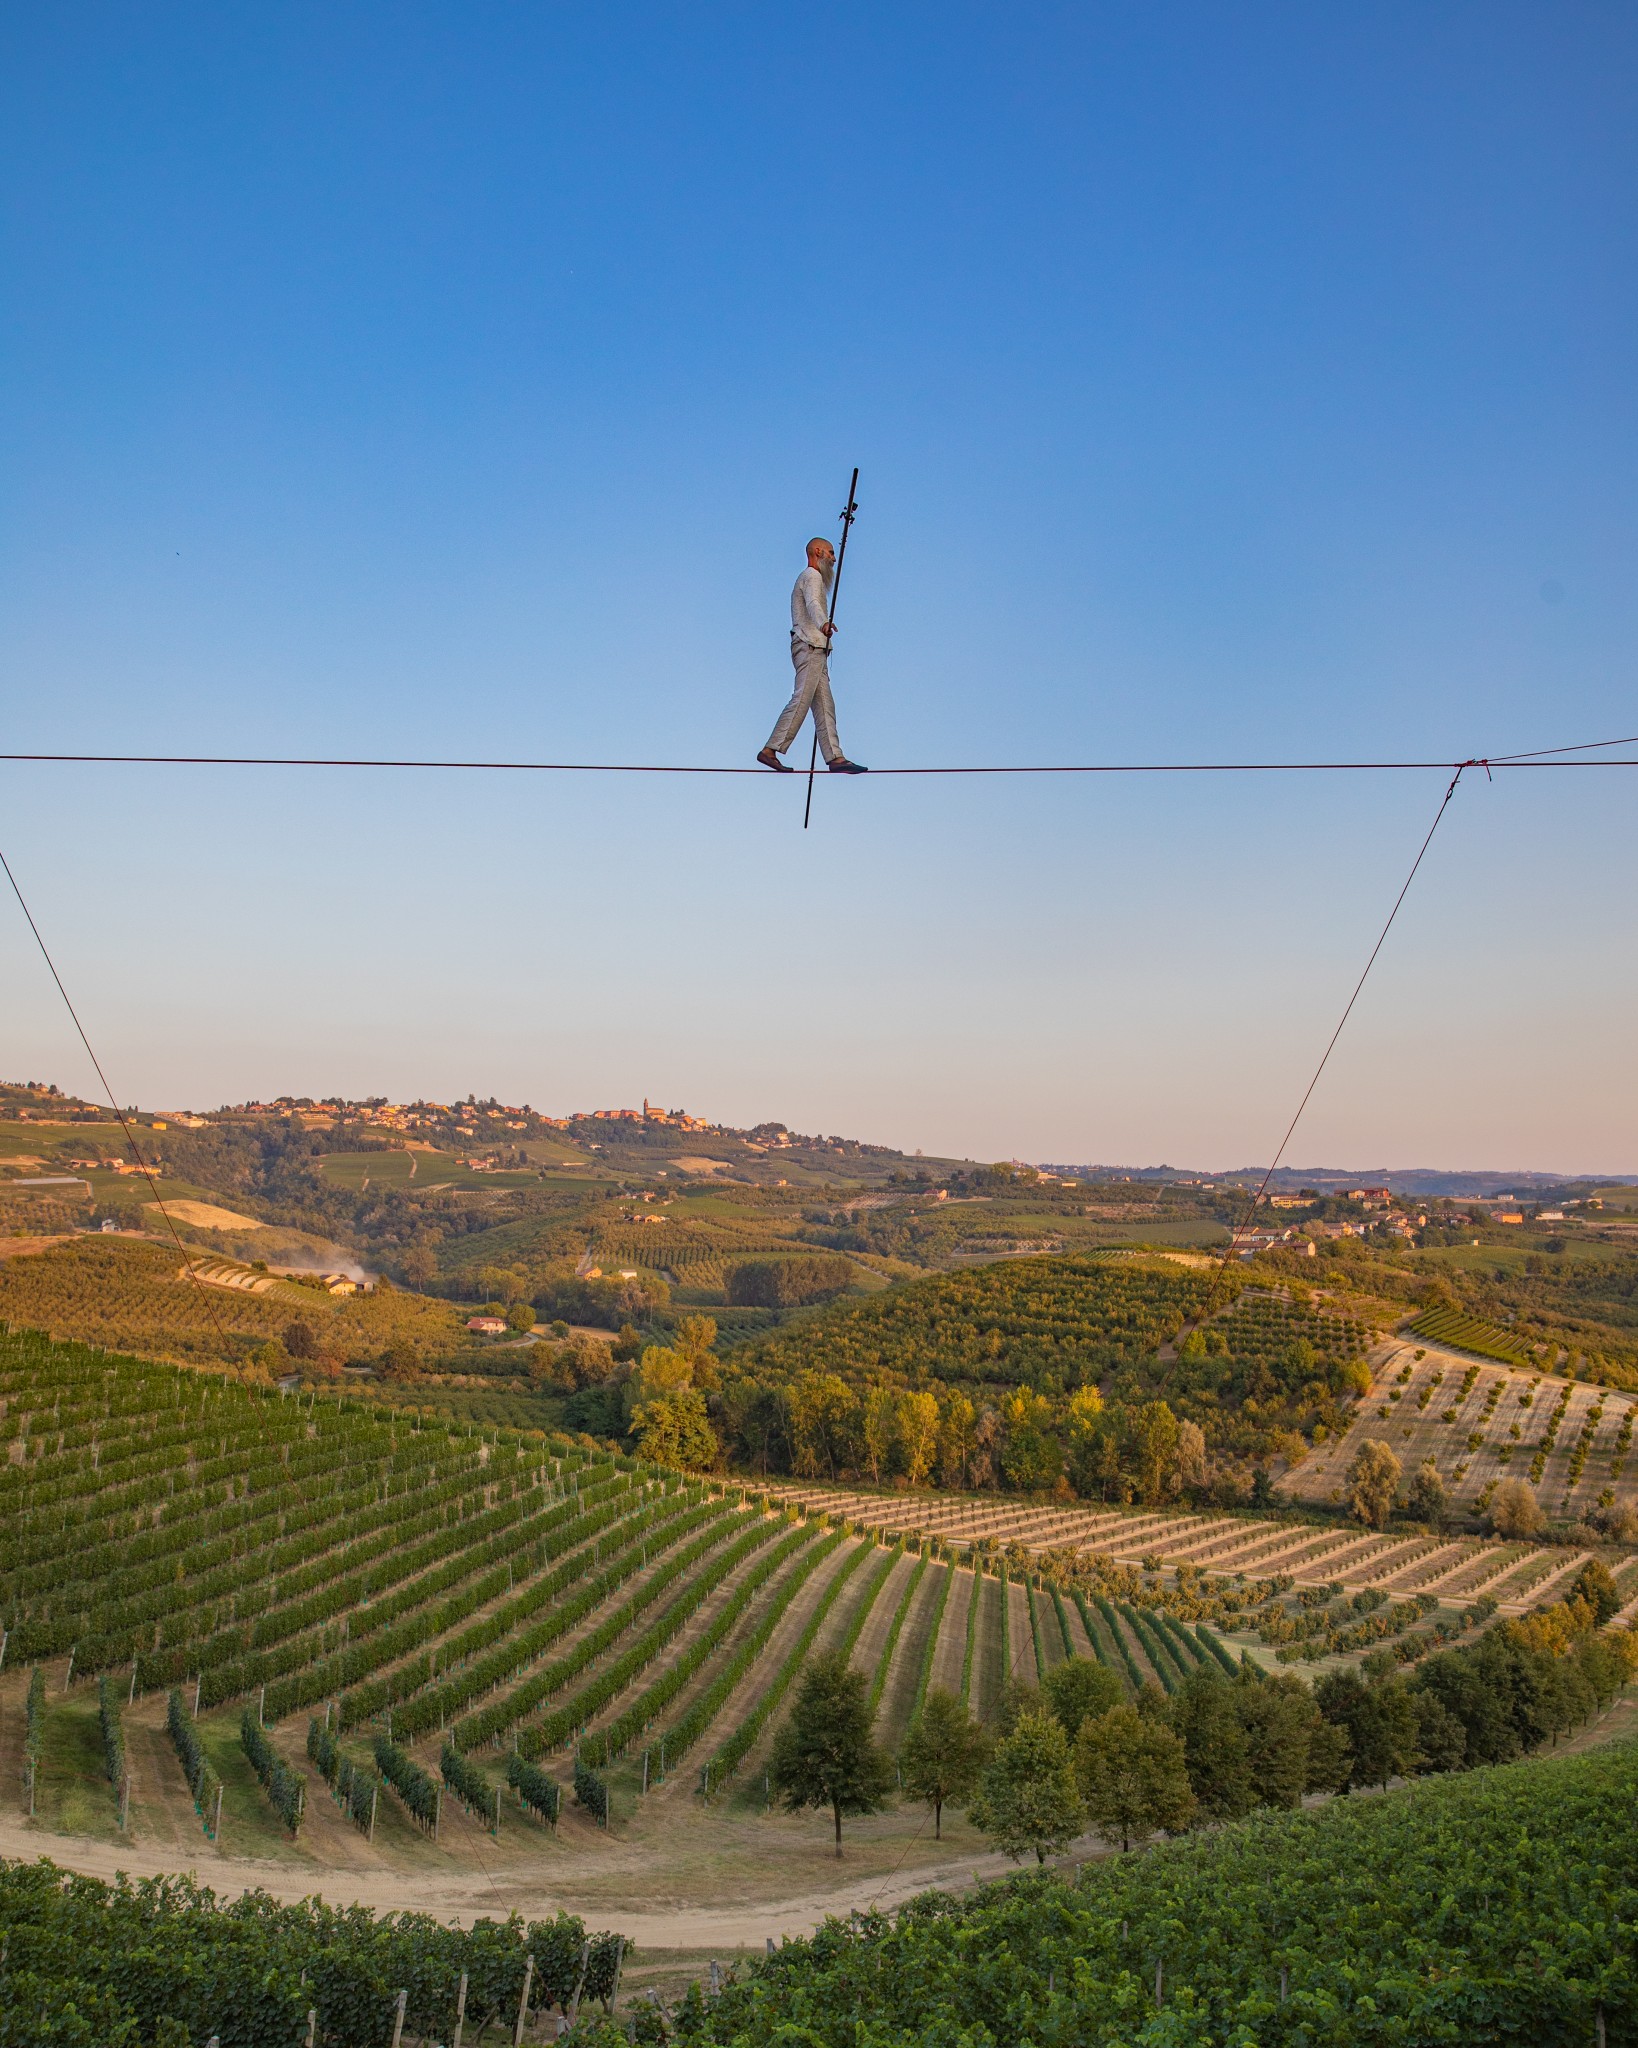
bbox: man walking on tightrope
[757,536,867,774]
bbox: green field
[692,1739,1638,2046]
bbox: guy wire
[0,845,232,1349]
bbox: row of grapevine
[960,1560,982,1705]
[1195,1619,1241,1675]
[573,1755,609,1826]
[868,1554,929,1710]
[165,1688,220,1837]
[23,1665,46,1815]
[703,1539,873,1792]
[239,1710,304,1834]
[507,1751,561,1825]
[905,1561,956,1726]
[372,1734,440,1834]
[439,1743,499,1833]
[539,1521,814,1767]
[96,1672,125,1791]
[1086,1593,1144,1693]
[451,1505,752,1749]
[306,1718,378,1836]
[1048,1581,1076,1660]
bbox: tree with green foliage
[1315,1670,1423,1789]
[770,1650,894,1857]
[728,1255,854,1308]
[785,1371,859,1480]
[1489,1476,1547,1538]
[1406,1456,1448,1530]
[1414,1690,1467,1773]
[1001,1388,1063,1494]
[861,1384,898,1483]
[1568,1558,1620,1625]
[1128,1399,1181,1505]
[1041,1656,1123,1741]
[896,1389,941,1487]
[631,1387,718,1473]
[674,1314,718,1364]
[379,1337,420,1383]
[282,1319,316,1359]
[1074,1703,1195,1852]
[971,1709,1084,1864]
[1236,1666,1348,1807]
[1346,1438,1401,1528]
[899,1688,988,1839]
[1166,1667,1254,1818]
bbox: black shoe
[757,748,793,772]
[827,758,868,774]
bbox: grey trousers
[765,638,842,763]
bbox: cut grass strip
[1025,1577,1047,1682]
[960,1567,982,1709]
[904,1562,955,1731]
[836,1549,900,1666]
[869,1553,929,1712]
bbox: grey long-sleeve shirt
[791,566,832,650]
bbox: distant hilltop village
[1,1080,893,1164]
[205,1095,716,1135]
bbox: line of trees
[764,1580,1635,1866]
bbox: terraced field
[1286,1336,1638,1521]
[761,1478,1638,1637]
[0,1327,1271,1874]
[6,1319,1635,1898]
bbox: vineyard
[0,1236,474,1370]
[1288,1335,1638,1521]
[761,1478,1638,1649]
[1408,1303,1544,1368]
[694,1738,1638,2046]
[0,1317,1269,1872]
[0,1855,626,2046]
[0,1315,1630,1933]
[587,1221,858,1304]
[0,1327,1066,1877]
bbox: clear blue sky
[2,5,1634,1171]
